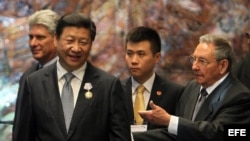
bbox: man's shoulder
[183,80,199,89]
[228,75,250,93]
[154,73,184,88]
[27,63,56,79]
[87,64,120,82]
[22,63,38,74]
[120,77,131,85]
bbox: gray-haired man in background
[12,9,59,140]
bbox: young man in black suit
[133,34,250,141]
[13,13,131,141]
[122,26,184,131]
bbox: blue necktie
[61,73,74,131]
[192,88,208,121]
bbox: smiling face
[125,40,161,84]
[55,26,92,72]
[29,24,57,65]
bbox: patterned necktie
[61,72,74,131]
[134,85,145,125]
[192,88,208,121]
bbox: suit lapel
[185,86,200,119]
[147,75,165,110]
[67,63,99,138]
[42,64,68,137]
[195,74,233,121]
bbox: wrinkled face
[191,43,228,88]
[29,24,57,64]
[55,27,92,72]
[125,40,161,83]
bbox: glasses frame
[188,55,220,66]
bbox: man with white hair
[12,9,59,140]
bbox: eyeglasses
[188,55,217,66]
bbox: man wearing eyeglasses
[133,34,250,141]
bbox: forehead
[127,40,151,51]
[193,43,215,58]
[60,27,91,38]
[29,24,50,34]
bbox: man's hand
[138,100,171,126]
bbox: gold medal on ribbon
[84,82,93,99]
[85,91,93,99]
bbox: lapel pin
[156,91,162,96]
[84,82,93,99]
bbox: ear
[154,52,161,63]
[219,59,229,74]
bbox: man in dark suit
[12,13,131,141]
[13,9,59,136]
[232,32,250,90]
[122,26,184,131]
[133,34,250,141]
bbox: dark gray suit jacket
[13,62,131,141]
[133,73,250,141]
[232,52,250,90]
[13,62,39,131]
[122,74,184,130]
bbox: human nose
[71,43,82,52]
[191,61,200,70]
[30,38,38,46]
[131,54,139,63]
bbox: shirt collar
[41,56,58,68]
[131,73,156,93]
[57,61,87,81]
[202,73,229,95]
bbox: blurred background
[1,0,250,140]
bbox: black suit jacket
[13,62,39,131]
[12,62,131,141]
[121,74,184,130]
[232,52,250,90]
[133,73,250,141]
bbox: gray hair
[29,9,60,35]
[199,34,235,71]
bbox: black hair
[56,13,96,41]
[126,26,161,54]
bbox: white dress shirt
[57,61,87,107]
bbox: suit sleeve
[109,78,131,141]
[177,90,250,141]
[12,78,36,141]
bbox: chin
[195,78,203,84]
